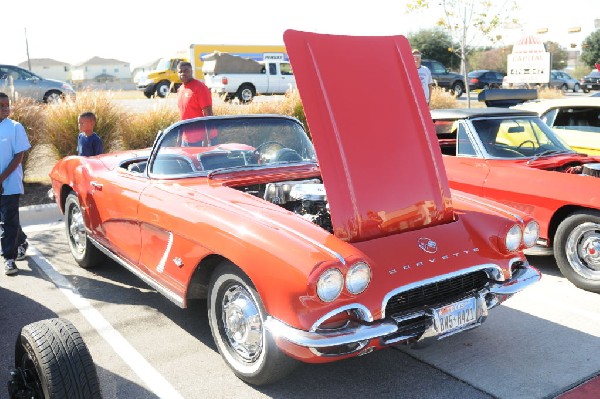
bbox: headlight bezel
[316,268,344,302]
[345,262,371,295]
[505,224,523,252]
[523,220,540,248]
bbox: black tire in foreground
[554,210,600,293]
[65,192,105,269]
[9,318,101,399]
[208,261,298,385]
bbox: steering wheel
[255,141,285,163]
[517,140,535,150]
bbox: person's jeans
[0,194,26,261]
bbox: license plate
[433,297,477,335]
[587,84,593,88]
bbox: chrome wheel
[222,284,263,363]
[555,211,600,293]
[68,203,87,256]
[565,222,600,279]
[208,262,297,385]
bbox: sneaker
[5,260,18,276]
[16,241,29,261]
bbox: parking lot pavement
[2,205,599,399]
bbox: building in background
[71,56,133,89]
[17,58,71,82]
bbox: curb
[19,203,63,227]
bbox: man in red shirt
[177,61,214,145]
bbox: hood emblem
[418,238,438,254]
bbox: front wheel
[65,192,104,268]
[451,82,464,98]
[208,262,297,385]
[10,318,101,399]
[554,210,600,293]
[156,81,170,98]
[573,83,581,93]
[44,91,63,103]
[583,87,590,93]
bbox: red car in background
[432,107,600,293]
[49,31,540,385]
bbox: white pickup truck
[202,52,296,103]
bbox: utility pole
[25,28,32,71]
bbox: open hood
[283,30,454,243]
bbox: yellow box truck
[136,44,287,98]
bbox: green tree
[467,47,509,73]
[544,41,568,70]
[581,29,600,69]
[407,28,460,70]
[407,0,519,107]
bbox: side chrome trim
[453,192,524,223]
[156,232,173,273]
[381,264,503,319]
[88,236,185,308]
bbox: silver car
[0,64,75,102]
[549,70,580,93]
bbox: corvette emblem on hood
[418,238,438,254]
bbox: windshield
[150,116,317,177]
[471,116,574,159]
[155,58,175,71]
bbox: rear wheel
[560,84,568,92]
[451,82,464,98]
[208,261,297,385]
[554,210,600,293]
[65,192,104,268]
[10,318,101,399]
[236,84,256,103]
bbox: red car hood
[284,30,453,243]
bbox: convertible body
[432,107,600,294]
[50,31,540,385]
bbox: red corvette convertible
[49,31,540,385]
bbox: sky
[3,0,599,69]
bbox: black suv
[421,59,465,98]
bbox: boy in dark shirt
[77,112,103,156]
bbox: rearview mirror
[507,126,525,133]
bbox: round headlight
[505,224,522,252]
[523,221,540,248]
[346,262,371,294]
[317,269,343,302]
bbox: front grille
[385,270,489,316]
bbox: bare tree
[407,0,518,107]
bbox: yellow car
[513,97,600,155]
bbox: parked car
[49,31,541,386]
[421,59,465,97]
[581,70,600,93]
[467,70,504,90]
[0,64,75,103]
[431,107,600,293]
[513,97,600,154]
[549,70,581,93]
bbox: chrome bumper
[265,264,541,351]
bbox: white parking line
[28,245,184,399]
